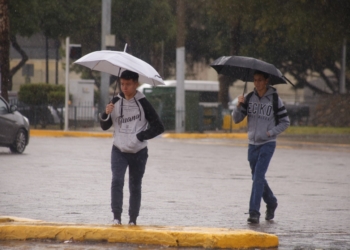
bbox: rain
[1,0,350,249]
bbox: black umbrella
[210,56,294,94]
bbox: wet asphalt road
[1,136,350,249]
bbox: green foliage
[241,0,350,93]
[111,0,176,78]
[9,0,350,96]
[11,0,100,40]
[200,0,350,94]
[9,0,40,36]
[48,84,65,107]
[18,83,65,106]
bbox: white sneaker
[112,219,121,225]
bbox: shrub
[18,83,66,129]
[18,83,65,106]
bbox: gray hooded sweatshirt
[233,87,290,145]
[100,90,164,153]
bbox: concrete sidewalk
[0,216,278,249]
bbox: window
[0,99,8,114]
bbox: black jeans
[111,145,148,220]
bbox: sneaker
[112,219,121,225]
[247,214,260,224]
[265,203,278,221]
[129,216,137,226]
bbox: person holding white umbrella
[75,49,165,225]
[100,70,164,225]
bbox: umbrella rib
[282,76,296,87]
[92,60,106,71]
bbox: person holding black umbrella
[233,70,290,224]
[100,70,164,225]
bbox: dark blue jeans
[111,146,148,220]
[248,142,277,216]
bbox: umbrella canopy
[74,50,165,86]
[210,56,287,85]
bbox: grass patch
[285,126,350,135]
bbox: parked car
[0,96,30,153]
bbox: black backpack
[244,91,285,126]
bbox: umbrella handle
[242,69,249,95]
[112,68,122,99]
[242,81,247,96]
[99,113,110,122]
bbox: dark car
[0,95,30,153]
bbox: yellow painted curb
[30,130,113,138]
[163,133,248,139]
[30,130,248,140]
[0,216,278,249]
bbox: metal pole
[176,47,185,133]
[64,37,69,131]
[45,36,49,83]
[340,38,347,94]
[55,39,59,85]
[175,0,185,133]
[99,0,111,113]
[161,40,164,78]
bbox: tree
[0,0,10,101]
[242,0,350,94]
[36,0,102,84]
[176,0,350,107]
[8,0,40,91]
[183,0,253,108]
[74,0,176,91]
[8,0,348,104]
[111,0,175,78]
[8,0,102,89]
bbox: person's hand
[237,95,245,107]
[105,103,114,114]
[266,131,271,137]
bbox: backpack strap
[242,91,254,110]
[273,92,288,126]
[240,91,254,116]
[272,93,279,126]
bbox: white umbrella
[74,50,165,86]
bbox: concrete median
[0,216,278,249]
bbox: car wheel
[10,129,27,154]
